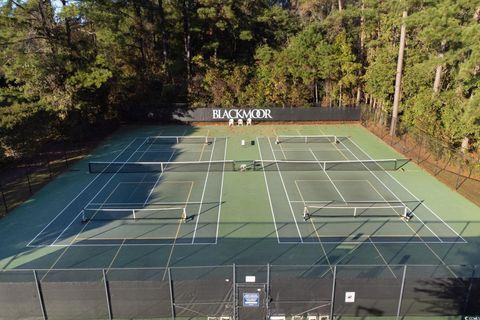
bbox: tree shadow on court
[2,231,480,319]
[397,235,480,317]
[0,125,207,264]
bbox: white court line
[309,148,347,203]
[271,148,350,152]
[26,137,140,247]
[336,139,442,242]
[134,150,205,154]
[87,201,209,206]
[106,239,125,272]
[289,179,372,204]
[40,246,71,280]
[52,136,158,245]
[277,240,453,245]
[332,138,349,160]
[369,238,397,279]
[337,136,458,275]
[123,141,163,203]
[191,138,217,243]
[294,180,333,271]
[52,137,151,245]
[347,138,467,243]
[142,150,177,206]
[311,127,442,241]
[27,239,460,247]
[266,137,303,242]
[257,138,281,243]
[277,139,287,159]
[163,214,186,280]
[214,137,228,244]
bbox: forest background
[0,0,479,161]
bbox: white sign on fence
[345,291,355,303]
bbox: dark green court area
[0,124,479,320]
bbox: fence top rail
[1,264,478,272]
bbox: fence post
[232,264,236,320]
[168,267,175,320]
[266,263,270,319]
[46,154,53,180]
[33,270,47,320]
[25,164,32,194]
[455,153,464,189]
[102,269,112,320]
[417,135,423,162]
[0,182,8,213]
[463,265,476,315]
[396,265,407,319]
[329,265,337,320]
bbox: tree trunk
[433,64,443,93]
[356,86,361,106]
[390,11,407,137]
[133,2,147,72]
[60,0,72,48]
[360,0,365,53]
[157,0,168,64]
[381,101,387,127]
[37,0,57,54]
[338,0,343,11]
[183,0,191,80]
[339,84,342,107]
[433,40,446,94]
[325,81,332,108]
[357,0,365,106]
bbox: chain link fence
[0,264,478,320]
[361,106,480,206]
[0,140,103,217]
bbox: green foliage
[0,0,479,157]
[0,103,55,156]
[364,45,397,104]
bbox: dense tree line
[0,0,479,159]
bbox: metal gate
[235,283,268,320]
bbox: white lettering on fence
[212,109,272,120]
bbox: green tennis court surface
[0,124,479,269]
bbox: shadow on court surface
[1,124,480,319]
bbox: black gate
[236,283,268,320]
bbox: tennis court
[24,128,464,251]
[0,124,479,319]
[257,134,463,245]
[3,123,477,268]
[28,134,228,247]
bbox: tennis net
[81,207,188,222]
[146,136,212,144]
[88,160,235,173]
[275,135,338,144]
[303,201,413,221]
[89,159,408,173]
[254,159,409,171]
